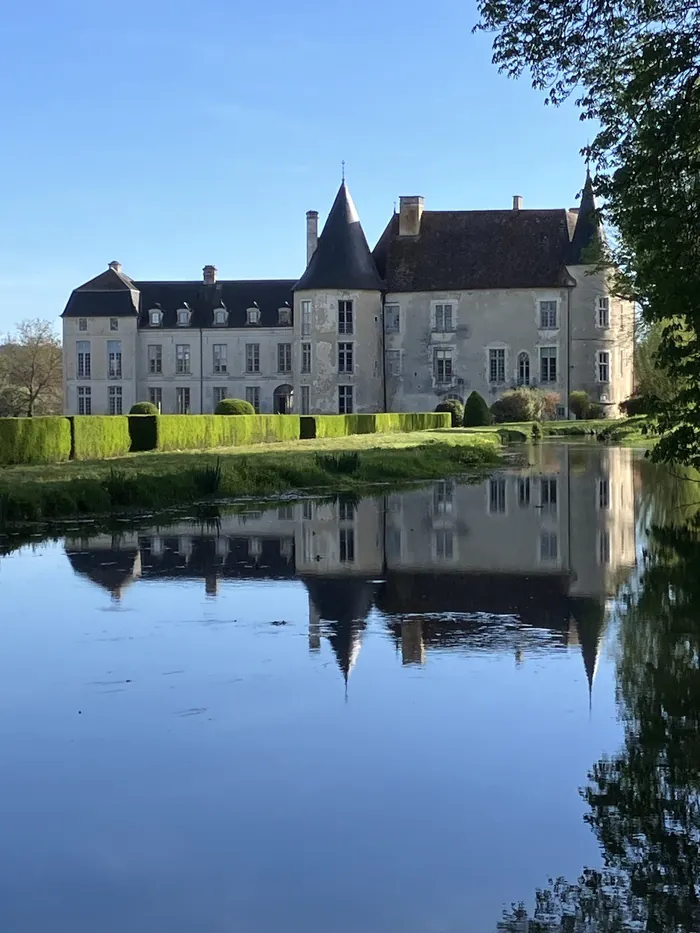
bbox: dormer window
[149,308,162,327]
[247,306,261,325]
[278,307,292,326]
[214,308,228,326]
[177,306,191,326]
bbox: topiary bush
[588,401,606,419]
[490,389,539,423]
[568,391,591,420]
[215,398,255,415]
[435,398,464,428]
[463,391,492,427]
[71,416,131,461]
[130,401,159,415]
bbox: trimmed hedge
[300,412,450,439]
[129,414,159,453]
[130,401,159,415]
[155,414,301,452]
[0,417,72,466]
[215,398,255,415]
[71,416,132,461]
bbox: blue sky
[0,0,590,334]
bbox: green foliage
[587,401,605,420]
[70,416,132,461]
[300,412,449,439]
[463,391,492,426]
[0,416,71,465]
[490,389,539,423]
[435,399,464,427]
[475,0,700,464]
[215,398,255,415]
[568,391,591,420]
[128,415,159,453]
[314,452,360,475]
[129,401,159,415]
[619,392,654,416]
[531,422,543,441]
[156,414,301,451]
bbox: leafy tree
[0,319,62,417]
[475,0,700,465]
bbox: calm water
[0,443,696,932]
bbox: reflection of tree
[500,516,700,932]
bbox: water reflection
[65,444,637,703]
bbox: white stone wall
[293,289,384,413]
[63,315,138,415]
[384,288,571,412]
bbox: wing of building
[61,170,633,417]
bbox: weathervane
[341,160,345,182]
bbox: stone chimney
[108,260,122,273]
[399,196,424,236]
[306,210,318,265]
[513,195,523,211]
[203,265,217,285]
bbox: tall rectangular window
[540,347,557,383]
[338,499,355,522]
[597,350,610,382]
[540,531,559,561]
[518,477,530,507]
[338,385,353,414]
[246,343,260,373]
[78,318,88,332]
[213,387,227,407]
[597,296,610,328]
[149,387,162,411]
[175,344,191,375]
[489,348,506,383]
[338,300,354,335]
[434,303,454,332]
[245,386,260,412]
[385,304,400,333]
[301,300,312,336]
[539,300,558,329]
[540,477,558,512]
[434,348,453,383]
[176,387,191,414]
[434,480,454,515]
[107,340,122,379]
[148,344,162,375]
[598,530,611,565]
[77,385,91,415]
[339,527,355,562]
[338,342,354,374]
[213,344,227,373]
[301,342,311,374]
[489,477,506,514]
[76,341,91,379]
[301,385,310,414]
[278,343,292,373]
[434,530,454,560]
[108,385,122,415]
[597,477,610,510]
[386,349,401,376]
[110,318,119,332]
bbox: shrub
[0,417,71,466]
[215,398,255,415]
[463,392,492,426]
[128,414,159,453]
[531,422,543,441]
[619,392,656,416]
[130,401,159,415]
[568,391,591,420]
[490,389,538,423]
[156,414,300,451]
[71,416,131,461]
[435,398,464,427]
[540,391,561,421]
[588,401,606,419]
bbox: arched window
[517,351,530,386]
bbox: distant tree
[0,320,63,417]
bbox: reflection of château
[66,446,636,699]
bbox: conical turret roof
[295,181,383,291]
[568,169,606,264]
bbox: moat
[1,443,696,931]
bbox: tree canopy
[475,0,700,465]
[0,319,62,417]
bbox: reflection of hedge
[0,417,72,465]
[300,412,450,439]
[71,416,132,461]
[155,414,301,451]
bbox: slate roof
[373,208,577,292]
[294,181,384,291]
[567,170,605,264]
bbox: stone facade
[61,171,633,417]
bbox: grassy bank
[460,415,652,445]
[0,430,501,525]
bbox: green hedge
[71,416,132,461]
[300,412,450,439]
[155,414,301,452]
[128,415,159,453]
[0,417,72,466]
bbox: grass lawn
[0,430,502,524]
[459,415,652,445]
